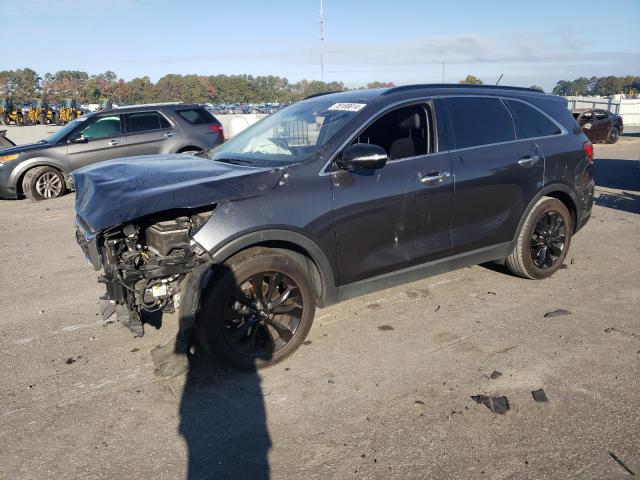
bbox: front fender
[9,157,69,187]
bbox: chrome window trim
[319,94,568,175]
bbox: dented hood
[73,154,284,234]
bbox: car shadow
[594,190,640,215]
[594,158,640,190]
[179,350,271,479]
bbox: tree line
[0,68,389,105]
[3,68,637,104]
[551,76,640,96]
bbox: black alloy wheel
[530,211,566,269]
[222,271,303,359]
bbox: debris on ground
[377,325,394,331]
[608,451,636,476]
[570,257,575,264]
[64,357,76,365]
[531,388,548,402]
[303,340,312,345]
[605,327,637,338]
[544,309,572,318]
[487,370,503,379]
[471,395,510,414]
[414,400,425,405]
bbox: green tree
[459,75,483,85]
[366,81,396,89]
[529,85,544,92]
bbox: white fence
[565,96,640,125]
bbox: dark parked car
[74,84,594,371]
[0,103,224,200]
[573,108,623,144]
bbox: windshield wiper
[215,158,255,167]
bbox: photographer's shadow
[179,350,271,480]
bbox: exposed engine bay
[76,208,214,336]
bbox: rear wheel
[197,248,316,370]
[39,113,46,125]
[505,197,572,279]
[606,126,620,144]
[22,166,66,201]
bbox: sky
[1,0,639,91]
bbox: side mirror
[336,143,387,171]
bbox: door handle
[108,139,123,147]
[518,155,540,167]
[420,171,451,184]
[164,132,174,138]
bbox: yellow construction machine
[58,99,82,124]
[26,99,57,125]
[0,99,25,126]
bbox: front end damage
[76,208,214,338]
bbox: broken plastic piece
[544,309,572,318]
[151,332,190,378]
[531,388,548,402]
[490,370,502,379]
[471,395,510,414]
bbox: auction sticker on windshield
[327,103,366,112]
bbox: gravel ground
[0,126,639,479]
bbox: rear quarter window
[446,97,515,149]
[504,99,562,139]
[175,108,216,125]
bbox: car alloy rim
[222,271,303,359]
[530,211,566,269]
[611,129,618,141]
[35,172,62,198]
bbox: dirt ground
[0,125,639,479]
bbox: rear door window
[504,99,561,138]
[446,97,515,149]
[176,108,216,125]
[127,111,170,133]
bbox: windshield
[43,116,88,144]
[210,98,365,166]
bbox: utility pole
[320,0,325,82]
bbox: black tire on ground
[15,115,23,126]
[196,247,316,370]
[505,196,572,279]
[21,166,66,201]
[39,113,46,125]
[606,126,620,144]
[0,116,5,125]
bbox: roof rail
[302,91,343,100]
[113,102,185,109]
[381,84,542,96]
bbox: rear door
[591,110,610,141]
[66,114,126,170]
[124,110,177,156]
[444,96,544,255]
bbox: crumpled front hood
[73,154,285,234]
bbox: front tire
[22,166,66,201]
[505,197,572,279]
[197,248,316,370]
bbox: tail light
[583,141,593,163]
[209,124,224,140]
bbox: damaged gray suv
[74,85,594,371]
